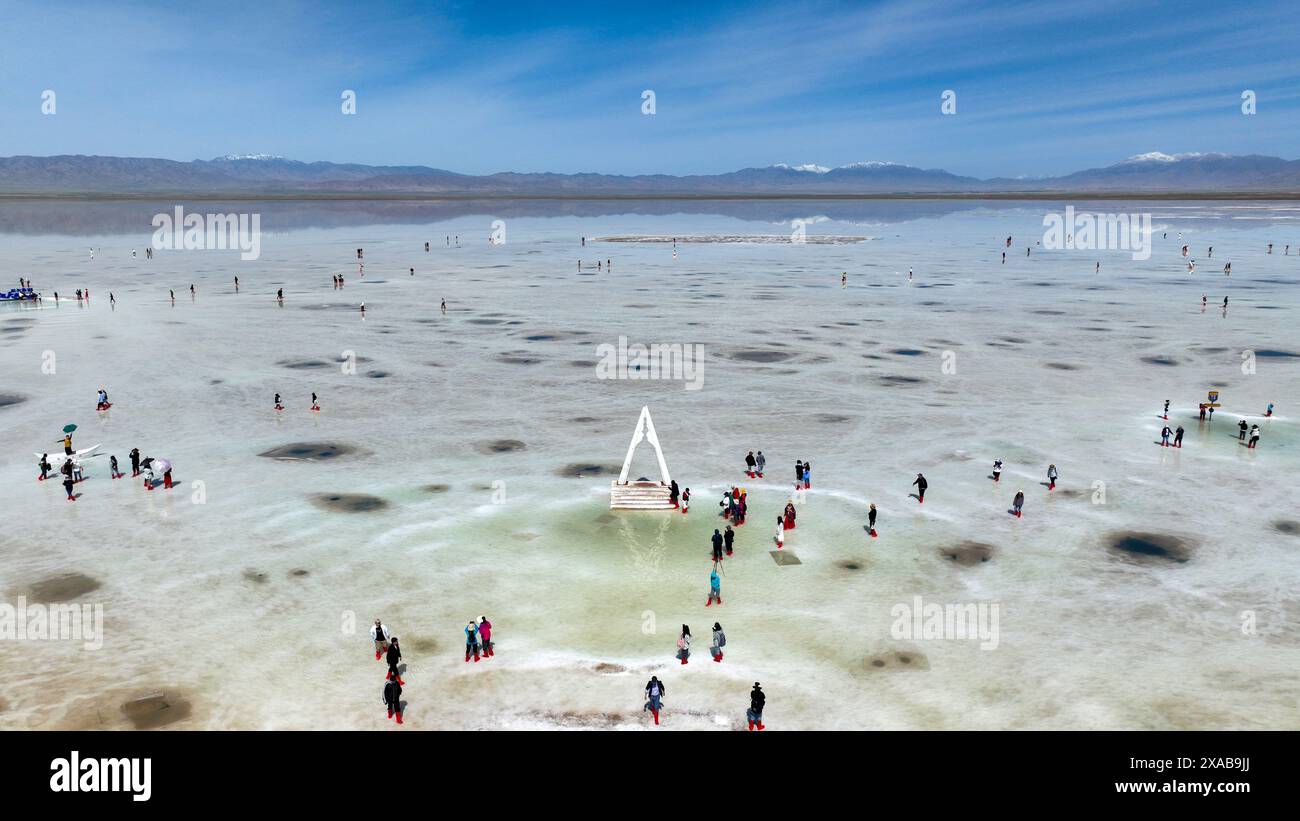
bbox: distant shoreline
[1,191,1299,202]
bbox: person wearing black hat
[747,683,766,731]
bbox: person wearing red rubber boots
[370,619,391,661]
[383,675,403,724]
[707,567,722,607]
[385,636,404,685]
[464,620,481,663]
[710,622,726,663]
[747,683,766,731]
[676,625,691,665]
[644,676,665,725]
[478,616,494,659]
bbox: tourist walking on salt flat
[385,636,404,685]
[1173,427,1184,448]
[370,619,391,660]
[992,459,1002,483]
[711,529,724,562]
[868,503,878,537]
[913,473,928,503]
[1248,425,1260,449]
[747,683,766,731]
[755,450,765,477]
[1047,464,1058,489]
[680,487,690,514]
[61,460,75,501]
[465,620,481,663]
[644,676,664,725]
[802,460,811,489]
[774,515,785,549]
[677,625,691,665]
[710,622,726,662]
[723,524,734,556]
[745,450,756,477]
[1160,425,1172,447]
[669,479,679,508]
[478,616,494,658]
[1013,490,1025,518]
[37,454,50,481]
[383,676,403,724]
[707,568,722,607]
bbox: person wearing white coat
[370,619,391,660]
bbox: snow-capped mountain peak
[771,163,831,174]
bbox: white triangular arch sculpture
[617,406,671,485]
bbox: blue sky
[1,0,1297,177]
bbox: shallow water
[1,199,1297,730]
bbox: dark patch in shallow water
[814,414,854,424]
[878,375,926,386]
[555,462,622,477]
[940,541,994,566]
[0,393,28,408]
[497,354,543,366]
[277,358,333,370]
[729,349,796,363]
[121,692,193,729]
[1106,531,1191,563]
[477,439,526,454]
[1272,520,1300,536]
[311,493,389,513]
[1140,356,1178,366]
[863,648,929,671]
[422,484,451,494]
[1045,362,1080,370]
[25,573,101,602]
[259,442,358,461]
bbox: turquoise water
[0,199,1297,729]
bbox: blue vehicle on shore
[1,287,38,301]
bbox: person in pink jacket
[478,616,494,659]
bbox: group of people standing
[371,620,405,724]
[38,423,166,500]
[643,672,765,731]
[367,616,495,726]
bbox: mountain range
[2,152,1299,196]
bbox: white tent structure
[610,406,675,510]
